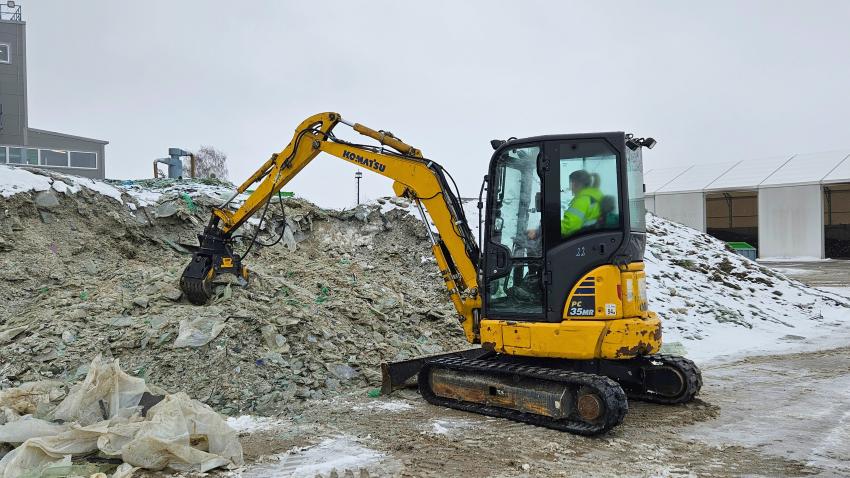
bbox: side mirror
[494,216,504,233]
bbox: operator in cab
[560,170,603,238]
[527,169,603,241]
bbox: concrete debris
[0,177,468,419]
[33,190,59,209]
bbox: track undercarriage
[384,349,702,435]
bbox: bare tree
[185,145,229,180]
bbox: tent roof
[645,150,850,195]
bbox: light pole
[355,171,363,205]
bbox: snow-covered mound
[645,214,850,361]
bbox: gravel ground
[226,345,850,478]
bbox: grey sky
[22,0,850,208]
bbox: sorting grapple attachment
[179,226,248,305]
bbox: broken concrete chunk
[388,196,409,208]
[260,325,289,352]
[34,190,60,209]
[38,210,57,224]
[154,201,179,218]
[161,288,183,302]
[0,326,27,345]
[132,296,150,308]
[328,363,359,381]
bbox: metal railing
[0,3,22,21]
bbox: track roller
[418,356,628,435]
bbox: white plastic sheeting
[656,162,739,194]
[653,192,705,232]
[758,184,824,259]
[644,166,690,194]
[645,150,850,194]
[0,355,243,478]
[823,154,850,184]
[705,155,791,191]
[760,151,850,188]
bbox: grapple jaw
[179,226,248,305]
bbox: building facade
[645,152,850,260]
[0,5,107,179]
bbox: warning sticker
[605,303,617,316]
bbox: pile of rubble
[1,164,848,420]
[0,166,467,418]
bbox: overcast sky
[20,0,850,208]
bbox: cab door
[541,136,629,322]
[483,144,546,321]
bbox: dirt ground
[228,344,850,478]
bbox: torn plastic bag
[120,393,242,472]
[51,356,146,426]
[0,419,70,445]
[0,382,64,418]
[173,317,226,348]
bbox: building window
[24,148,38,165]
[8,147,22,164]
[0,43,9,64]
[70,151,97,168]
[41,149,69,167]
[0,147,5,164]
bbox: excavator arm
[180,112,483,342]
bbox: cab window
[558,141,620,240]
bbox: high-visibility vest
[561,187,603,238]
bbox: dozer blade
[418,356,628,435]
[381,348,493,394]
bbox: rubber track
[628,354,703,405]
[418,356,628,435]
[180,275,213,305]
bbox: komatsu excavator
[179,112,702,435]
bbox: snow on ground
[352,399,414,412]
[226,415,289,434]
[115,178,250,208]
[428,418,478,436]
[241,436,397,478]
[0,165,54,197]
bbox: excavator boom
[180,112,482,341]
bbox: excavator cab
[483,133,647,324]
[411,133,700,435]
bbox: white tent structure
[645,151,850,259]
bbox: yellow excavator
[179,112,702,435]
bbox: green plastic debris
[79,290,89,301]
[367,388,381,398]
[180,192,197,212]
[315,284,330,304]
[659,341,687,356]
[726,241,755,250]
